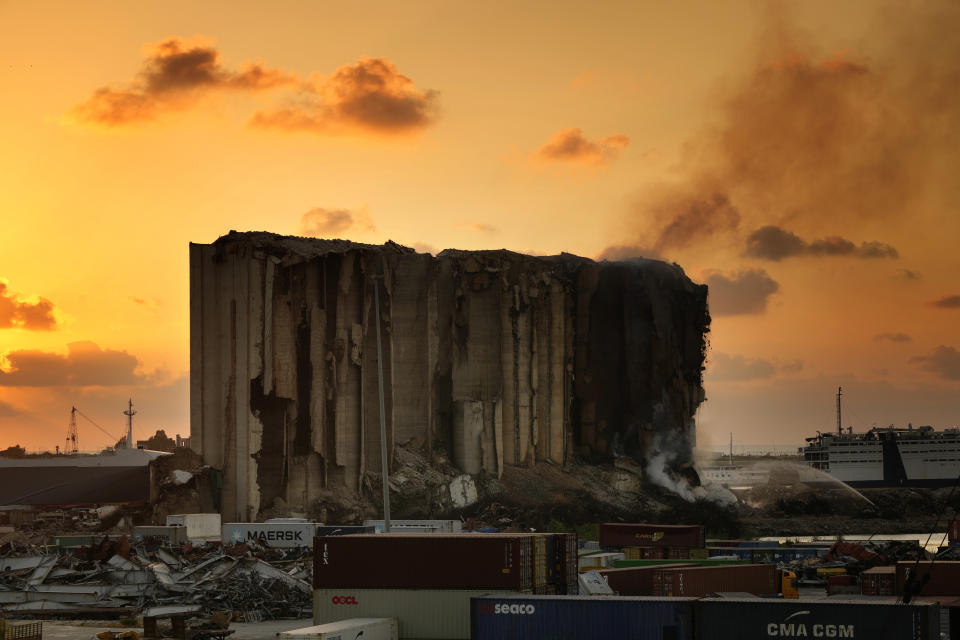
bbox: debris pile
[0,536,310,619]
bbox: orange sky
[1,1,958,452]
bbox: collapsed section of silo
[190,232,709,521]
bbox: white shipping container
[314,589,512,640]
[132,526,188,545]
[363,519,462,533]
[578,552,624,571]
[165,514,221,541]
[223,522,317,548]
[278,618,397,640]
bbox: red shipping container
[652,564,777,597]
[313,534,533,590]
[896,560,960,596]
[599,523,705,548]
[598,563,689,596]
[862,566,895,596]
[950,520,960,543]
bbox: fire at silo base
[189,232,709,522]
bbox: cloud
[744,226,898,261]
[251,57,438,135]
[705,268,780,316]
[897,269,922,281]
[874,332,912,343]
[71,37,295,125]
[470,223,497,234]
[910,346,960,381]
[596,245,663,262]
[534,128,630,166]
[0,281,57,330]
[0,342,146,387]
[929,295,960,309]
[299,207,375,237]
[0,400,19,417]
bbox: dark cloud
[929,295,960,309]
[874,332,912,343]
[596,245,663,262]
[744,226,898,261]
[0,281,57,330]
[299,207,375,237]
[0,342,144,387]
[71,38,295,125]
[251,57,438,135]
[705,268,780,316]
[709,353,776,381]
[897,269,922,281]
[616,4,960,255]
[535,128,630,166]
[910,346,960,381]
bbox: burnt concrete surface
[190,232,709,520]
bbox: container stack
[895,560,960,596]
[312,533,579,639]
[597,563,689,596]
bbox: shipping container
[471,594,695,640]
[652,564,777,597]
[599,523,705,548]
[623,546,667,560]
[132,526,188,546]
[314,525,375,536]
[862,566,896,596]
[598,563,689,596]
[222,522,317,548]
[165,513,221,541]
[314,589,512,639]
[279,618,397,640]
[694,598,940,640]
[950,519,960,543]
[363,519,462,533]
[313,534,532,590]
[896,560,960,596]
[557,532,578,594]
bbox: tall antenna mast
[837,386,843,436]
[123,399,136,449]
[67,406,79,453]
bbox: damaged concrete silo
[190,232,709,521]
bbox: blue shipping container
[471,594,695,639]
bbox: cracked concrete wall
[190,232,709,521]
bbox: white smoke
[645,432,737,506]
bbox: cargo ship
[801,388,960,487]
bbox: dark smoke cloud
[535,128,630,166]
[929,295,960,309]
[299,207,375,237]
[0,400,19,417]
[251,57,438,134]
[0,281,57,330]
[71,38,295,125]
[910,346,960,381]
[705,268,780,316]
[745,226,898,261]
[596,245,664,262]
[709,352,776,381]
[622,4,960,256]
[0,342,145,387]
[653,192,740,253]
[874,332,912,343]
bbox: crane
[70,406,121,451]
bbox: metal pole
[374,274,391,533]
